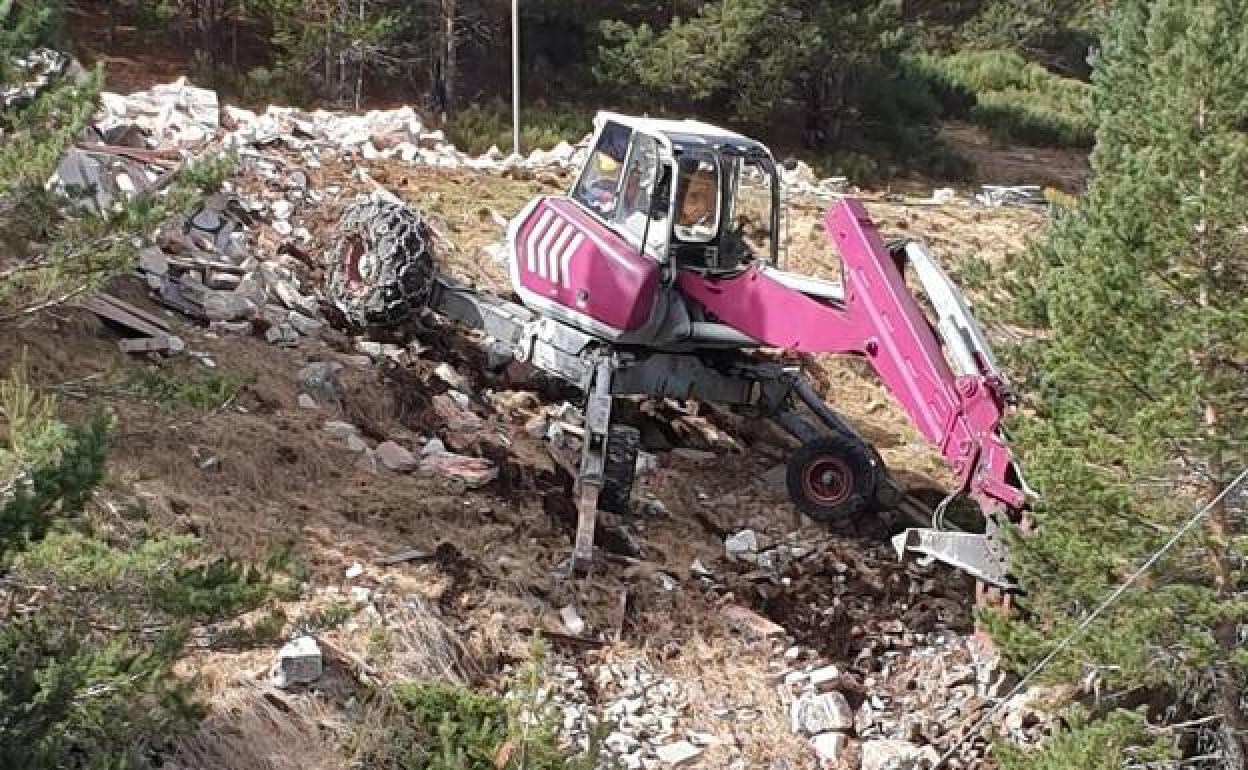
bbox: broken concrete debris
[860,739,940,770]
[654,740,701,767]
[559,605,586,636]
[975,184,1046,208]
[791,691,854,735]
[271,635,322,689]
[724,529,760,562]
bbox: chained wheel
[327,201,438,328]
[786,434,877,521]
[598,425,640,515]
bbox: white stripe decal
[526,209,556,274]
[547,227,577,286]
[560,233,585,289]
[537,218,564,281]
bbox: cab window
[574,121,632,218]
[613,134,668,255]
[673,155,720,243]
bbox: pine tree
[593,0,947,163]
[1,4,274,765]
[991,0,1248,765]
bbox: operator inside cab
[674,160,718,242]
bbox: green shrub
[124,368,248,411]
[447,100,591,156]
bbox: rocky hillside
[4,69,1061,770]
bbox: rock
[560,605,586,635]
[421,437,447,455]
[139,247,168,276]
[234,274,268,307]
[271,199,293,220]
[433,393,485,431]
[791,692,854,735]
[607,732,641,755]
[206,271,242,290]
[376,440,418,472]
[420,449,498,488]
[690,559,713,579]
[724,529,760,561]
[434,362,468,390]
[350,585,372,603]
[210,320,254,336]
[300,362,343,403]
[345,562,365,579]
[288,311,324,337]
[811,732,848,766]
[191,445,220,470]
[298,393,317,409]
[324,421,358,440]
[265,322,298,346]
[273,220,293,237]
[653,572,678,591]
[346,433,369,453]
[654,740,701,767]
[270,278,318,317]
[860,739,940,770]
[203,290,256,321]
[635,451,660,477]
[809,665,841,692]
[721,605,786,639]
[271,636,322,688]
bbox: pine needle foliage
[989,0,1248,764]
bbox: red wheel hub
[801,455,852,505]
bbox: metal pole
[511,0,520,157]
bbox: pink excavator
[329,111,1034,589]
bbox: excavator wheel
[327,200,438,328]
[598,425,640,516]
[787,434,877,521]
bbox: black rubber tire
[327,201,438,328]
[598,425,640,515]
[786,434,877,521]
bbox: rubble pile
[92,77,587,177]
[710,525,1061,768]
[974,184,1047,208]
[780,160,850,200]
[513,655,722,770]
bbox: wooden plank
[74,142,180,165]
[82,296,169,339]
[95,293,171,332]
[516,626,605,651]
[374,548,432,566]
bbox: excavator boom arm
[678,199,1027,586]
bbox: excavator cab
[570,112,782,274]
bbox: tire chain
[327,200,438,328]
